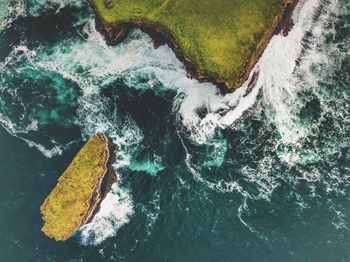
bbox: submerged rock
[40,133,117,241]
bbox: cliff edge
[90,0,299,90]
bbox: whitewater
[0,0,349,260]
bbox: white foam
[0,0,26,29]
[72,65,145,245]
[0,113,62,158]
[26,0,85,17]
[260,0,337,147]
[173,0,334,147]
[140,191,160,236]
[179,132,251,196]
[74,0,337,243]
[22,138,63,158]
[0,0,87,30]
[79,182,134,246]
[178,0,338,202]
[0,45,65,158]
[1,45,37,69]
[0,113,17,134]
[0,0,341,244]
[76,92,144,169]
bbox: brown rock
[104,0,113,8]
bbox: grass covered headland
[40,133,116,241]
[91,0,298,89]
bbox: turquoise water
[0,0,349,261]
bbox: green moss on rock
[91,0,298,89]
[40,133,115,241]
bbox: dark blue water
[0,0,349,261]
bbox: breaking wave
[184,0,345,180]
[0,0,348,248]
[0,0,26,29]
[175,0,350,237]
[79,182,134,246]
[174,0,335,146]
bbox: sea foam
[0,0,346,246]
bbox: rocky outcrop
[40,133,117,241]
[104,0,113,8]
[92,0,300,92]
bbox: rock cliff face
[40,133,117,241]
[90,0,300,91]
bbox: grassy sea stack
[91,0,299,90]
[40,133,117,241]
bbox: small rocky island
[90,0,299,90]
[40,133,117,241]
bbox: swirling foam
[26,0,85,17]
[0,0,26,29]
[179,0,336,192]
[79,182,134,246]
[1,0,348,245]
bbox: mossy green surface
[91,0,288,88]
[40,133,109,241]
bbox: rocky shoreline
[92,0,300,92]
[81,134,118,225]
[84,136,118,225]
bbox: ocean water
[0,0,349,261]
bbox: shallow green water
[0,0,349,261]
